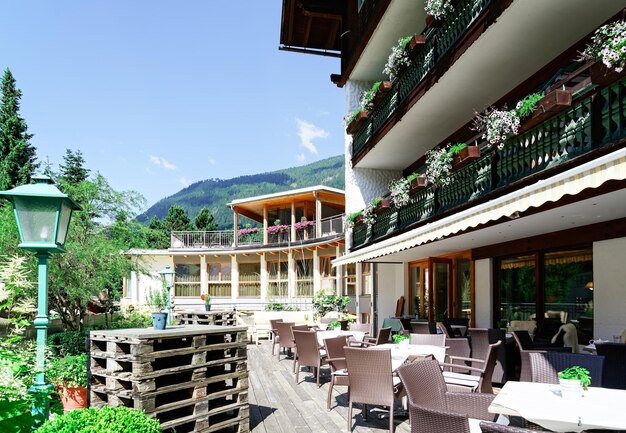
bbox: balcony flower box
[406,34,427,60]
[375,198,392,215]
[520,89,573,133]
[452,145,480,170]
[589,60,626,86]
[409,174,428,195]
[372,81,393,106]
[346,110,368,135]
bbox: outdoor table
[316,329,365,346]
[371,343,447,370]
[488,381,626,432]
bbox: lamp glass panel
[164,270,175,287]
[55,201,72,245]
[13,196,58,244]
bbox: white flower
[389,178,411,208]
[383,37,412,82]
[424,0,453,20]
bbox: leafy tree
[59,149,89,185]
[194,207,218,231]
[146,216,169,248]
[0,68,38,190]
[163,205,192,231]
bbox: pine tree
[194,207,218,231]
[59,149,90,184]
[164,205,192,232]
[0,68,38,189]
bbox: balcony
[352,74,626,249]
[170,214,345,249]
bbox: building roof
[228,184,344,207]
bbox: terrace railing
[351,0,493,158]
[171,231,234,249]
[352,75,626,249]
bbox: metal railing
[171,231,234,249]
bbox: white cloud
[208,158,216,165]
[296,118,328,155]
[296,153,306,162]
[149,154,177,170]
[179,176,191,187]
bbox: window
[268,261,288,298]
[361,262,371,295]
[499,255,536,324]
[455,259,471,320]
[174,263,201,297]
[320,256,336,292]
[238,263,260,297]
[207,262,231,297]
[296,259,313,297]
[343,263,356,296]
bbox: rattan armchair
[292,330,328,386]
[344,346,403,432]
[409,404,472,433]
[479,421,539,432]
[411,321,436,334]
[361,326,392,346]
[528,351,605,386]
[275,321,296,361]
[512,330,571,382]
[269,318,283,355]
[409,333,446,346]
[324,335,349,409]
[595,342,626,389]
[440,341,502,393]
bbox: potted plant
[201,293,211,311]
[450,142,480,168]
[146,285,169,330]
[424,0,453,26]
[408,172,428,193]
[558,366,591,400]
[579,20,626,85]
[383,35,413,82]
[47,353,88,412]
[392,333,410,348]
[328,320,341,330]
[345,109,368,135]
[389,177,411,208]
[346,211,363,229]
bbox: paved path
[248,340,411,433]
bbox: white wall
[593,238,626,340]
[474,258,493,328]
[126,255,172,309]
[375,263,406,331]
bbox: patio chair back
[479,340,502,393]
[479,421,538,432]
[409,333,445,347]
[375,326,392,345]
[528,351,605,387]
[397,359,447,409]
[395,296,405,317]
[409,404,471,433]
[344,346,397,432]
[269,318,283,355]
[324,335,350,409]
[469,328,506,383]
[444,318,469,336]
[512,330,535,350]
[410,321,436,334]
[275,321,296,355]
[595,342,626,389]
[293,330,328,385]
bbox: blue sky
[0,2,344,209]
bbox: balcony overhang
[279,0,343,57]
[334,147,626,266]
[352,0,625,169]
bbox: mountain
[137,155,345,229]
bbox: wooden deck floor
[248,340,411,433]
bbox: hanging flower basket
[346,111,368,135]
[589,60,626,86]
[407,34,427,60]
[452,145,480,169]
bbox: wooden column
[200,255,207,297]
[233,210,239,247]
[231,255,238,301]
[291,200,296,242]
[315,192,322,238]
[313,247,320,295]
[260,253,267,302]
[263,204,268,245]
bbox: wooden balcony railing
[351,0,493,158]
[352,75,626,249]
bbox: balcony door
[429,257,453,322]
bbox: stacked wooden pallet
[175,310,237,327]
[89,325,249,433]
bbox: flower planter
[520,89,573,133]
[452,145,480,169]
[425,14,443,28]
[346,111,368,135]
[372,81,393,106]
[590,61,626,86]
[204,304,211,311]
[406,34,427,60]
[409,175,428,195]
[559,378,583,400]
[58,385,88,412]
[152,312,167,330]
[375,199,392,215]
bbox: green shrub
[110,311,152,329]
[47,354,88,388]
[48,331,87,356]
[36,406,160,433]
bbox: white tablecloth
[371,343,447,370]
[489,381,626,432]
[316,330,365,346]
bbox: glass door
[409,261,429,320]
[429,258,452,321]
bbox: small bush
[110,311,152,329]
[48,331,87,356]
[47,354,88,388]
[36,406,160,433]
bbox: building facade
[280,0,626,340]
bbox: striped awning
[333,147,626,267]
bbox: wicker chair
[409,404,472,433]
[512,330,571,382]
[362,326,392,346]
[269,318,283,355]
[275,322,296,361]
[469,328,507,384]
[479,421,539,432]
[411,321,436,334]
[528,351,605,386]
[440,341,502,393]
[409,333,446,346]
[324,335,349,409]
[595,342,626,389]
[344,347,402,432]
[292,330,328,386]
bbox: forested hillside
[137,155,344,229]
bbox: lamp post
[158,266,176,324]
[0,176,80,426]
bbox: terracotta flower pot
[409,175,428,194]
[452,146,481,169]
[58,385,88,412]
[589,60,626,86]
[346,111,368,135]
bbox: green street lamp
[158,266,176,324]
[0,176,80,426]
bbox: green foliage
[47,354,88,388]
[0,68,38,190]
[392,334,410,344]
[0,254,36,340]
[137,155,345,229]
[264,303,297,311]
[346,108,363,125]
[145,285,169,312]
[312,291,351,320]
[370,197,383,207]
[194,207,218,231]
[0,398,36,433]
[59,149,89,185]
[515,92,544,119]
[447,142,467,156]
[163,205,192,231]
[36,406,161,433]
[328,320,341,329]
[347,211,362,223]
[559,366,591,390]
[48,331,87,356]
[109,310,152,329]
[0,340,37,402]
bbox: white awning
[333,147,626,267]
